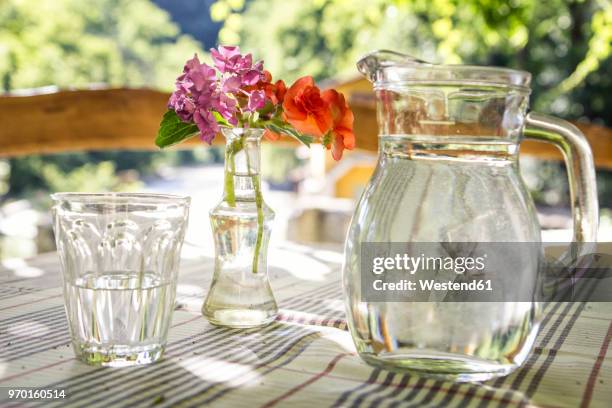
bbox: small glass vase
[203,127,278,328]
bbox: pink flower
[168,87,196,122]
[216,93,239,126]
[193,109,219,144]
[221,75,241,93]
[169,53,235,142]
[169,54,218,123]
[247,90,266,112]
[167,48,273,143]
[242,70,261,86]
[191,65,216,92]
[210,46,242,73]
[211,46,265,88]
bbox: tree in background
[212,0,611,126]
[0,0,202,91]
[0,0,205,197]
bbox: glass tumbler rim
[50,192,191,207]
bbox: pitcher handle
[523,112,598,258]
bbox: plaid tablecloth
[0,243,610,408]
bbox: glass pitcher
[342,50,598,381]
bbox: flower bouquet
[156,45,355,327]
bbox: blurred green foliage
[0,0,203,91]
[6,151,156,196]
[42,161,142,193]
[261,145,301,185]
[213,0,611,126]
[0,0,206,198]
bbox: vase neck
[222,128,263,202]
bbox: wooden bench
[1,88,610,168]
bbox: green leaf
[265,122,314,147]
[322,132,332,147]
[212,111,230,127]
[155,110,200,148]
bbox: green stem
[252,173,264,275]
[225,143,236,207]
[243,139,264,275]
[224,134,263,274]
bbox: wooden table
[0,242,610,407]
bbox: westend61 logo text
[372,253,487,275]
[362,242,612,302]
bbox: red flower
[322,89,355,160]
[263,76,355,158]
[282,76,332,138]
[268,79,287,105]
[261,71,287,106]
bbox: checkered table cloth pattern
[0,243,610,407]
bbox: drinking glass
[51,193,190,366]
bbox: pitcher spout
[356,50,432,83]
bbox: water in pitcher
[349,301,540,380]
[379,134,519,161]
[64,271,176,366]
[343,133,543,380]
